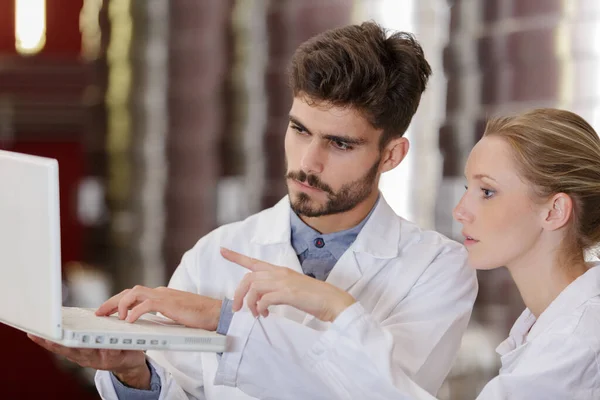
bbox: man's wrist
[216,298,234,335]
[330,295,357,322]
[210,299,223,331]
[113,363,151,390]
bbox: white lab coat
[216,264,600,400]
[95,195,477,400]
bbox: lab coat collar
[251,194,401,261]
[496,308,536,356]
[527,263,600,341]
[497,263,600,356]
[250,196,293,246]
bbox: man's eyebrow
[288,115,367,146]
[322,134,367,146]
[289,115,310,133]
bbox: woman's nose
[452,196,472,223]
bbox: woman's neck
[508,245,588,318]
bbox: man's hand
[221,247,356,322]
[95,286,223,331]
[28,335,149,389]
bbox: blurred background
[1,0,599,398]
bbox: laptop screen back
[0,150,63,340]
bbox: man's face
[284,96,384,217]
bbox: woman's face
[453,136,545,270]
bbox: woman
[221,108,600,399]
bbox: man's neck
[299,191,379,234]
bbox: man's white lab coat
[95,195,478,399]
[216,265,600,400]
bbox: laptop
[0,149,226,352]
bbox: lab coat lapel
[304,195,402,327]
[250,196,303,275]
[326,195,401,291]
[250,196,307,321]
[325,249,362,292]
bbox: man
[31,22,477,399]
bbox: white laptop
[0,149,226,352]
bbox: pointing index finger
[220,248,272,272]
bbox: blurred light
[80,0,103,60]
[15,0,46,55]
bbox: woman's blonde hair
[483,108,600,261]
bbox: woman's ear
[542,193,573,231]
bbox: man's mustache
[286,170,333,194]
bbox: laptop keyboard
[61,307,187,334]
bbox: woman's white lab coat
[94,195,477,399]
[215,265,600,399]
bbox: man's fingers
[232,273,254,312]
[118,286,151,320]
[29,335,80,359]
[244,279,281,317]
[126,299,157,323]
[232,271,278,312]
[257,292,286,317]
[246,286,262,317]
[220,248,273,272]
[96,289,129,316]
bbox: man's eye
[331,140,351,151]
[291,125,307,134]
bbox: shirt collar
[289,196,379,260]
[251,194,402,262]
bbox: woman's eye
[481,188,495,199]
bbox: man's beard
[285,158,381,218]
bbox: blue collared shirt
[289,203,374,281]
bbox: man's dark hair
[289,21,432,148]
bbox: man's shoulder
[189,200,286,251]
[398,217,465,257]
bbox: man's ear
[380,137,409,173]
